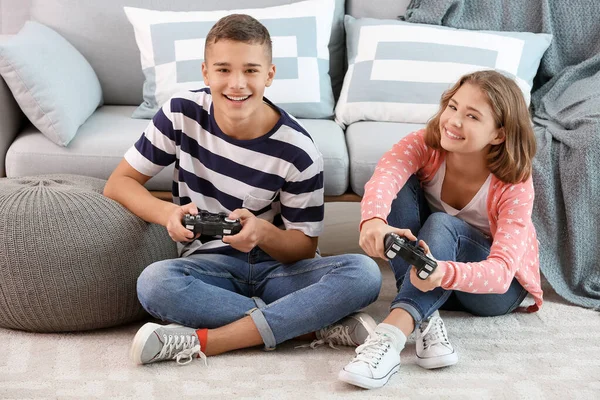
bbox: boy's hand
[409,240,444,291]
[359,218,417,260]
[222,208,264,252]
[167,202,199,242]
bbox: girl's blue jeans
[136,248,382,350]
[387,175,528,326]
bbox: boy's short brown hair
[204,14,272,61]
[424,70,536,184]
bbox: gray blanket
[405,0,600,309]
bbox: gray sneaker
[130,323,207,365]
[309,312,377,349]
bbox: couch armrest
[0,35,25,177]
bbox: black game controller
[183,211,242,237]
[384,233,437,280]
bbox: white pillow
[0,22,102,146]
[335,16,552,127]
[124,0,336,119]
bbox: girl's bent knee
[425,212,457,228]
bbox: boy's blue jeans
[136,248,381,350]
[387,175,528,326]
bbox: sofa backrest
[346,0,411,19]
[29,0,345,106]
[0,0,31,34]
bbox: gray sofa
[0,0,417,199]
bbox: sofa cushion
[346,121,424,196]
[301,119,349,196]
[5,106,169,187]
[0,21,102,147]
[30,0,345,106]
[335,16,552,127]
[6,106,348,196]
[125,0,336,120]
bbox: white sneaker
[307,312,377,349]
[338,324,403,389]
[415,311,458,369]
[130,323,207,366]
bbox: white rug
[1,263,599,400]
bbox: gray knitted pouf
[0,175,177,332]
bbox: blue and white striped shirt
[125,89,324,256]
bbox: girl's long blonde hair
[424,70,536,184]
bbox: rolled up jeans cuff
[247,297,276,350]
[252,296,267,309]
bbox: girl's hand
[359,218,417,260]
[409,240,444,291]
[167,202,200,242]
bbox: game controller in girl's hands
[384,233,438,280]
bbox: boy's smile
[202,39,277,139]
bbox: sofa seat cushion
[6,106,349,196]
[346,121,424,196]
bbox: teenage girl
[339,70,543,389]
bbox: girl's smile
[439,83,504,155]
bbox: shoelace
[352,332,392,369]
[420,316,450,350]
[158,334,208,366]
[297,324,355,349]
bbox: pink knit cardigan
[361,130,543,311]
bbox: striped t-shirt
[125,89,325,256]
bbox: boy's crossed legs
[131,248,382,364]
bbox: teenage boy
[104,14,381,366]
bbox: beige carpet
[1,261,599,400]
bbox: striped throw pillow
[124,0,336,119]
[335,16,552,127]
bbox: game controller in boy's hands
[384,232,438,280]
[182,211,242,237]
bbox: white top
[423,160,492,236]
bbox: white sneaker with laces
[338,324,405,389]
[306,312,377,349]
[416,311,458,369]
[130,323,207,366]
